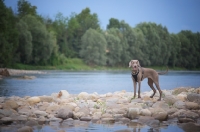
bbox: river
[0,70,200,132]
[0,70,200,97]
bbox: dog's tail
[158,67,168,75]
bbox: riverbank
[0,87,200,132]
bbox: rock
[127,108,141,119]
[187,93,200,104]
[140,109,151,116]
[173,87,188,95]
[0,68,10,76]
[178,111,199,123]
[0,109,15,117]
[147,119,160,127]
[73,112,85,119]
[185,102,199,110]
[27,97,41,105]
[177,92,187,101]
[173,101,186,109]
[101,118,115,123]
[18,107,32,116]
[167,108,178,115]
[33,110,48,117]
[179,122,200,132]
[38,96,53,102]
[57,90,70,99]
[152,111,168,121]
[138,116,155,125]
[163,95,177,106]
[3,100,19,110]
[55,108,73,120]
[80,116,92,121]
[17,126,33,132]
[152,101,169,110]
[25,120,39,127]
[0,117,13,124]
[78,92,89,100]
[46,104,60,114]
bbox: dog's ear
[129,60,132,67]
[137,60,141,67]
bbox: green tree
[17,0,37,18]
[107,18,120,29]
[22,15,54,64]
[0,0,18,67]
[16,19,32,63]
[74,8,101,57]
[80,28,107,66]
[105,28,122,66]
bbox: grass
[9,58,199,71]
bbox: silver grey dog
[129,60,168,101]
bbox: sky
[4,0,200,33]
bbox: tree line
[1,0,200,69]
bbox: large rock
[0,117,13,124]
[3,100,19,110]
[140,109,151,116]
[173,87,188,95]
[39,96,53,102]
[27,97,41,105]
[46,104,60,114]
[185,102,199,110]
[152,111,168,121]
[163,95,177,106]
[55,108,73,120]
[127,108,141,119]
[178,111,199,123]
[177,92,188,101]
[179,122,200,132]
[152,101,169,110]
[173,101,186,109]
[187,93,200,104]
[57,90,70,99]
[0,68,10,76]
[78,92,89,100]
[33,110,48,117]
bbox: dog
[129,60,168,101]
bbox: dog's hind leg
[154,82,162,101]
[148,78,156,98]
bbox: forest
[0,0,200,69]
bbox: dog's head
[129,60,141,71]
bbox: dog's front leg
[138,81,141,98]
[134,82,137,98]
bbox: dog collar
[131,70,139,82]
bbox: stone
[0,109,16,117]
[46,104,60,114]
[140,109,151,116]
[73,112,85,119]
[163,95,177,106]
[3,100,19,110]
[38,96,53,102]
[78,92,89,100]
[127,108,141,119]
[179,122,200,132]
[173,101,186,109]
[27,97,41,105]
[0,68,10,76]
[152,111,168,121]
[80,116,92,121]
[185,102,199,110]
[55,108,73,120]
[25,120,38,127]
[0,117,13,124]
[178,110,199,123]
[17,126,33,132]
[34,110,48,117]
[187,93,200,104]
[152,101,169,110]
[20,75,36,80]
[177,92,187,101]
[101,118,115,123]
[138,116,155,125]
[173,87,188,95]
[57,90,70,99]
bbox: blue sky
[5,0,200,33]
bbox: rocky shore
[0,87,200,132]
